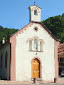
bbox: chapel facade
[0,4,63,83]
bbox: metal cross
[34,2,36,5]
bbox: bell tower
[29,4,41,22]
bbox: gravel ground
[0,84,63,85]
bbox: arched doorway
[32,58,40,78]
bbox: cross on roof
[34,2,36,5]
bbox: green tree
[42,13,64,43]
[0,26,18,42]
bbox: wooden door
[32,58,40,78]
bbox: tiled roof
[58,43,64,56]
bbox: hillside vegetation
[0,13,64,43]
[0,26,18,42]
[42,13,64,43]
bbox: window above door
[27,36,45,52]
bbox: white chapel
[0,4,59,83]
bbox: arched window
[29,40,32,51]
[1,54,3,68]
[34,10,37,15]
[5,52,8,68]
[40,41,43,51]
[34,38,38,50]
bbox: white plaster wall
[29,6,41,22]
[0,43,10,80]
[16,23,55,82]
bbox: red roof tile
[58,43,64,56]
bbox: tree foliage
[0,26,18,42]
[42,13,64,43]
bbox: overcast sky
[0,0,64,29]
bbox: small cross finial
[34,2,36,5]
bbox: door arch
[32,58,40,78]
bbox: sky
[0,0,64,29]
